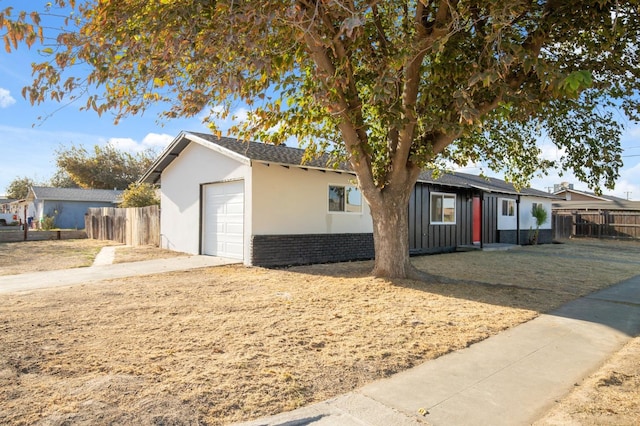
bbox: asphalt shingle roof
[418,170,556,198]
[30,187,123,203]
[190,132,336,169]
[141,131,553,198]
[554,187,628,202]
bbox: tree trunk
[368,191,415,279]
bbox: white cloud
[198,105,251,130]
[107,137,140,152]
[212,104,225,114]
[611,162,640,200]
[625,124,640,138]
[232,107,249,122]
[0,88,16,108]
[108,132,174,153]
[141,133,174,149]
[538,142,566,162]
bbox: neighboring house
[141,132,554,267]
[27,187,123,229]
[552,183,640,240]
[0,197,15,213]
[553,182,629,203]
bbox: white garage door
[202,180,244,259]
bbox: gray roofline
[553,200,640,211]
[28,186,123,202]
[187,133,251,166]
[140,132,553,198]
[140,131,347,184]
[552,187,613,202]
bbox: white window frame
[328,184,362,214]
[430,192,457,225]
[501,199,515,217]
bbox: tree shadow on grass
[284,250,640,337]
[286,256,571,312]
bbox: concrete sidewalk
[0,254,240,294]
[236,275,640,426]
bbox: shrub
[40,215,56,230]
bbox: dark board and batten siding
[409,183,475,254]
[482,194,500,245]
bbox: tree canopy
[2,1,639,277]
[119,182,160,207]
[5,176,38,199]
[54,144,155,190]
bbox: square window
[430,193,456,224]
[329,185,362,213]
[502,199,515,216]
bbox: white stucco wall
[519,196,552,230]
[496,197,517,230]
[160,142,252,259]
[496,196,552,231]
[251,162,373,235]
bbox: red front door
[473,196,481,244]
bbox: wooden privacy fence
[85,205,160,246]
[553,210,640,240]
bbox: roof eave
[252,159,352,174]
[139,132,252,185]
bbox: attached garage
[202,180,245,260]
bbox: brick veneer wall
[497,229,553,245]
[251,233,374,267]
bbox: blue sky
[0,1,639,199]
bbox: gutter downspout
[516,196,521,245]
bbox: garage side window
[430,193,456,224]
[329,185,362,213]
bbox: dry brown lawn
[0,239,114,276]
[0,238,639,425]
[113,245,189,264]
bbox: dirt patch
[0,239,639,425]
[113,245,188,264]
[535,336,640,425]
[0,239,115,275]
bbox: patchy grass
[0,239,115,276]
[0,239,639,425]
